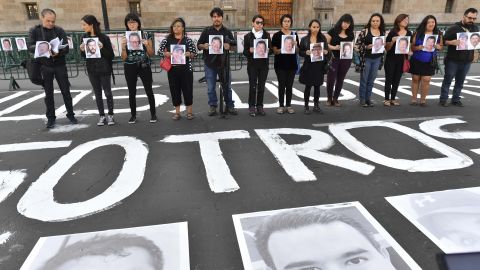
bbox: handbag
[159,38,182,71]
[21,59,43,85]
[323,51,334,73]
[402,55,410,73]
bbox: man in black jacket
[439,7,478,107]
[28,8,77,128]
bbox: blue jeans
[439,60,471,102]
[359,57,381,101]
[205,64,234,108]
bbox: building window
[445,0,454,13]
[129,2,141,17]
[25,3,39,20]
[382,0,392,14]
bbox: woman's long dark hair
[168,18,186,39]
[81,15,101,35]
[415,15,440,35]
[333,14,354,39]
[364,13,385,34]
[393,14,409,32]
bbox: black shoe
[366,100,374,107]
[439,100,449,107]
[256,107,266,116]
[227,107,238,115]
[208,106,217,116]
[360,100,367,107]
[313,105,323,114]
[150,115,158,123]
[304,108,311,115]
[46,119,55,129]
[67,115,78,124]
[450,101,464,107]
[128,116,136,124]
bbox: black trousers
[124,63,156,117]
[275,68,296,107]
[247,63,269,107]
[41,64,74,120]
[304,85,320,108]
[167,65,193,107]
[88,73,113,116]
[384,58,404,100]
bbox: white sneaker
[97,116,106,126]
[107,115,115,125]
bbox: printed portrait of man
[15,37,27,51]
[388,188,480,254]
[84,38,100,58]
[457,32,469,50]
[127,31,143,51]
[281,35,296,54]
[233,204,420,270]
[340,41,353,59]
[1,38,12,51]
[395,36,410,54]
[39,233,164,270]
[310,42,323,62]
[35,41,51,58]
[171,44,186,64]
[469,32,480,49]
[423,35,437,52]
[209,35,223,54]
[254,39,268,59]
[372,36,385,54]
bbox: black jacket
[28,24,69,66]
[299,34,328,86]
[444,21,479,63]
[242,31,271,65]
[81,33,115,75]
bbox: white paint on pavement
[0,91,29,104]
[17,136,149,222]
[256,128,375,181]
[0,231,12,245]
[419,118,480,139]
[329,121,473,172]
[0,170,27,204]
[0,141,71,153]
[161,130,250,193]
[49,124,90,133]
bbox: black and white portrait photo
[20,222,190,270]
[340,41,353,59]
[83,37,101,59]
[15,37,28,51]
[126,31,143,51]
[209,35,223,55]
[233,202,421,270]
[387,187,480,254]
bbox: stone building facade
[1,0,477,33]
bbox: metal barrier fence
[0,25,476,90]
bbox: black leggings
[124,63,156,117]
[275,68,296,107]
[304,85,320,108]
[88,73,113,116]
[384,58,404,100]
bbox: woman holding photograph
[325,14,355,107]
[409,15,443,106]
[158,17,197,120]
[121,13,157,123]
[80,15,115,126]
[272,14,299,114]
[299,19,328,115]
[243,14,271,117]
[384,14,412,106]
[356,13,386,107]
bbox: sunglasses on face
[255,21,264,25]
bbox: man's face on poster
[211,38,222,53]
[3,39,11,50]
[16,39,25,49]
[256,42,266,57]
[266,222,397,270]
[470,34,480,48]
[283,37,294,52]
[425,37,435,51]
[312,46,321,58]
[129,34,141,50]
[38,42,49,55]
[373,38,383,51]
[428,212,480,252]
[398,39,408,53]
[87,40,97,54]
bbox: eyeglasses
[254,21,264,25]
[465,16,477,21]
